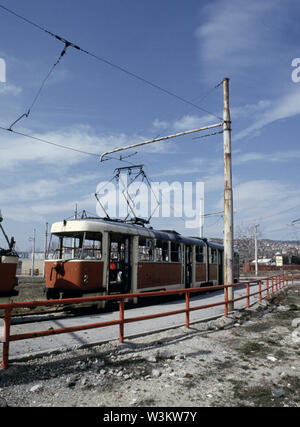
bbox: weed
[238,341,265,357]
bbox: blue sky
[0,0,300,251]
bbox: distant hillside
[208,237,300,263]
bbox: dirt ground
[0,283,299,408]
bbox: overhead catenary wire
[0,124,223,160]
[0,3,222,121]
[8,42,70,130]
[0,125,100,157]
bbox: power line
[0,3,223,121]
[0,125,100,157]
[9,43,69,130]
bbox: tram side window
[138,238,154,261]
[210,248,217,264]
[218,250,223,264]
[155,240,169,262]
[196,246,204,263]
[171,242,181,262]
[234,252,239,270]
[81,238,102,260]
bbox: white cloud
[153,118,169,130]
[152,113,218,134]
[231,100,271,120]
[214,179,300,233]
[0,83,22,96]
[172,114,217,132]
[235,88,300,141]
[234,149,300,165]
[0,125,163,170]
[195,0,287,82]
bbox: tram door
[185,245,192,288]
[108,234,131,294]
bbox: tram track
[0,280,108,321]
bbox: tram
[45,217,239,300]
[0,213,19,297]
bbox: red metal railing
[0,273,294,369]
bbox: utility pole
[254,224,259,276]
[31,228,36,277]
[44,222,48,260]
[72,203,78,258]
[99,78,234,304]
[199,198,204,238]
[223,78,234,312]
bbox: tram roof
[50,218,207,247]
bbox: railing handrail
[0,273,293,369]
[0,276,276,310]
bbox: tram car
[44,217,239,300]
[0,214,19,297]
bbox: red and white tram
[0,214,19,297]
[45,217,239,300]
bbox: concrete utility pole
[223,78,234,312]
[254,224,259,276]
[44,222,48,259]
[199,198,204,238]
[72,203,78,258]
[31,228,36,277]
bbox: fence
[0,273,294,369]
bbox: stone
[144,354,157,363]
[291,318,300,328]
[30,384,43,393]
[151,369,161,378]
[267,355,277,362]
[0,397,8,407]
[213,316,235,330]
[291,329,300,344]
[271,389,284,398]
[276,305,290,312]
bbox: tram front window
[48,232,102,260]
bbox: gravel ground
[0,284,300,408]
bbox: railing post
[185,290,190,329]
[266,278,269,299]
[1,307,12,370]
[224,286,228,317]
[259,280,262,302]
[246,282,250,308]
[271,276,274,294]
[119,298,124,343]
